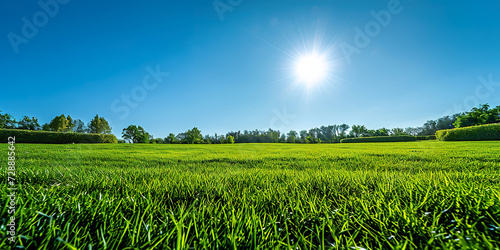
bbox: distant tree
[366,129,376,137]
[305,135,312,143]
[405,127,421,136]
[165,133,178,144]
[306,135,321,143]
[419,114,460,135]
[122,125,138,143]
[41,123,51,131]
[267,129,280,143]
[436,115,460,130]
[225,131,240,142]
[299,130,307,143]
[142,132,152,144]
[49,114,74,132]
[287,130,298,143]
[390,128,406,136]
[373,128,389,137]
[213,133,219,144]
[220,136,227,144]
[151,138,164,144]
[227,135,235,144]
[350,125,367,137]
[308,128,321,141]
[421,120,437,135]
[176,133,188,143]
[72,119,87,133]
[204,134,213,144]
[88,115,112,134]
[0,111,17,129]
[339,124,349,132]
[454,104,500,128]
[226,131,238,142]
[452,115,476,128]
[319,125,333,142]
[279,133,286,143]
[17,116,40,130]
[122,125,150,143]
[338,124,350,139]
[186,127,203,144]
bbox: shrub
[435,130,448,141]
[227,135,235,144]
[416,135,436,140]
[0,129,118,144]
[435,123,500,141]
[340,136,418,143]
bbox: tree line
[0,112,112,134]
[129,104,498,144]
[145,104,499,144]
[2,104,498,144]
[144,125,428,145]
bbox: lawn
[1,141,499,249]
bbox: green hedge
[435,123,500,141]
[416,135,436,140]
[0,129,118,144]
[340,136,418,143]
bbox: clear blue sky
[1,0,500,138]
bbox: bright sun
[295,54,328,85]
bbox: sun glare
[295,54,328,85]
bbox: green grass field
[1,141,499,249]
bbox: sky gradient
[2,0,500,138]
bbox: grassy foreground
[1,142,499,249]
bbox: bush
[435,123,500,141]
[0,129,118,144]
[416,135,436,140]
[435,130,448,141]
[341,136,418,143]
